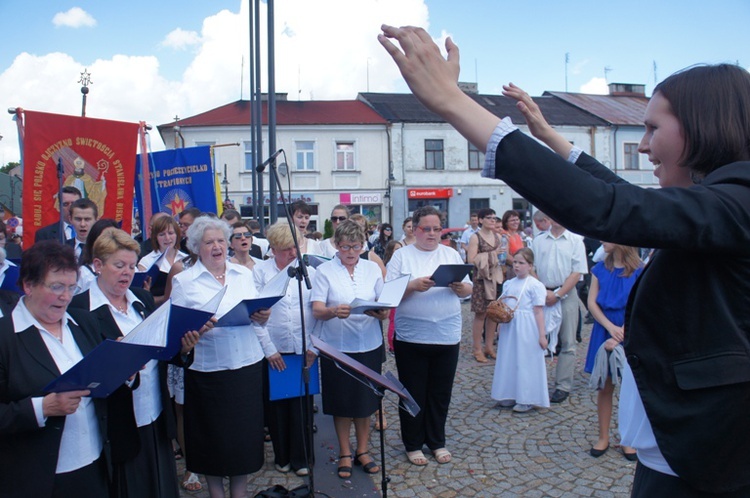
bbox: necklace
[115,302,128,314]
[212,272,226,280]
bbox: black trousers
[394,340,459,452]
[632,462,750,497]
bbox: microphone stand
[57,158,65,244]
[261,152,316,497]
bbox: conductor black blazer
[0,308,110,498]
[492,130,750,492]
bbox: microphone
[256,149,283,172]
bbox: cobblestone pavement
[179,301,635,497]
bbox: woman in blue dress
[584,242,643,460]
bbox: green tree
[1,162,20,175]
[323,219,333,239]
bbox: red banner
[22,111,139,247]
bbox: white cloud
[161,28,202,50]
[52,7,97,28]
[0,0,430,165]
[580,77,608,95]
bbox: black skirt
[320,344,383,418]
[184,362,264,476]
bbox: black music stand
[311,336,420,498]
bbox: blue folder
[131,261,162,288]
[429,264,473,286]
[44,339,157,398]
[215,295,284,327]
[44,300,216,397]
[268,354,320,400]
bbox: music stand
[312,336,420,498]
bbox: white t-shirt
[386,244,471,345]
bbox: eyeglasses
[383,228,392,232]
[330,216,347,222]
[482,216,498,221]
[43,282,80,295]
[231,232,252,240]
[417,226,442,233]
[338,244,363,252]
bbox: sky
[1,0,747,166]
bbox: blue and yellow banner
[135,145,217,228]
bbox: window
[469,198,489,212]
[425,139,444,170]
[468,142,483,170]
[624,142,640,170]
[335,142,355,171]
[243,141,255,172]
[295,141,315,171]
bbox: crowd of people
[2,24,748,497]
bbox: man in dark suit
[65,198,98,263]
[34,186,82,243]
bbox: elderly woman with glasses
[386,206,472,466]
[311,220,389,479]
[170,216,282,498]
[0,241,110,497]
[69,228,200,498]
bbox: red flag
[22,110,139,247]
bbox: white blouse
[386,244,470,345]
[253,258,316,354]
[310,255,383,353]
[14,300,102,474]
[171,259,276,372]
[89,281,162,428]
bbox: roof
[357,92,609,127]
[158,99,388,130]
[543,91,649,126]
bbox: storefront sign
[407,188,453,199]
[340,192,382,204]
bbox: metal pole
[254,0,265,231]
[267,0,278,224]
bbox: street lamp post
[222,163,230,202]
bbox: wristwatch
[553,288,564,300]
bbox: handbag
[487,277,529,323]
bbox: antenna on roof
[653,60,658,86]
[565,53,570,92]
[604,66,612,83]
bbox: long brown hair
[603,244,642,277]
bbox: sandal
[354,452,380,474]
[433,448,452,464]
[406,450,428,466]
[337,454,353,479]
[473,351,488,363]
[181,472,202,492]
[484,350,496,359]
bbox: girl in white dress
[491,247,550,413]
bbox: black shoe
[589,444,609,458]
[550,389,569,403]
[624,451,638,462]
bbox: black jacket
[494,130,750,492]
